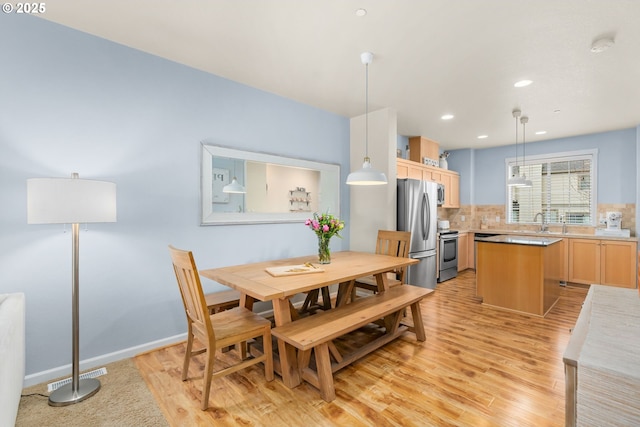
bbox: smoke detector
[591,37,615,53]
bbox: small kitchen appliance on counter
[606,211,622,230]
[595,211,631,237]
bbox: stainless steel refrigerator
[397,178,438,289]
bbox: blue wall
[448,128,637,206]
[0,15,349,381]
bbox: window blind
[507,151,596,226]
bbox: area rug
[16,358,169,427]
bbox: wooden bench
[271,284,434,402]
[204,289,240,314]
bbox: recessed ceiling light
[477,135,488,139]
[514,80,532,88]
[441,114,454,120]
[535,131,547,135]
[591,37,614,53]
[355,8,367,17]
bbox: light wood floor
[135,270,588,426]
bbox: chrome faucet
[533,212,547,232]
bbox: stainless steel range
[438,229,459,282]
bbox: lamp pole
[48,173,101,406]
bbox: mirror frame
[201,143,341,225]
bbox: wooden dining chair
[168,245,274,410]
[353,230,412,296]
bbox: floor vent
[47,367,108,392]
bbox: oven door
[439,234,458,271]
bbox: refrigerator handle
[421,193,428,240]
[425,192,431,240]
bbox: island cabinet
[396,159,460,208]
[568,238,637,288]
[476,235,562,317]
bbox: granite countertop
[475,234,562,246]
[463,228,638,242]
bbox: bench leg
[384,311,403,334]
[315,343,336,402]
[272,298,301,388]
[328,341,343,363]
[297,348,312,373]
[410,301,426,341]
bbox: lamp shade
[346,158,388,185]
[222,177,246,193]
[507,175,532,188]
[27,177,117,224]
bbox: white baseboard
[22,290,344,388]
[23,333,187,387]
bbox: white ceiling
[39,0,640,150]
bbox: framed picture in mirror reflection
[212,168,229,203]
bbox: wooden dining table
[199,251,419,388]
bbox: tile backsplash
[438,204,636,236]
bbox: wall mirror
[201,143,341,225]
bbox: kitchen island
[476,235,563,317]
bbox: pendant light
[507,109,531,187]
[223,159,246,193]
[346,52,388,186]
[519,115,533,187]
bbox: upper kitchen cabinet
[440,172,460,208]
[397,158,460,208]
[408,136,440,166]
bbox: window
[506,150,597,226]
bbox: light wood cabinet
[468,232,475,269]
[568,238,637,288]
[408,136,439,164]
[448,173,460,208]
[458,232,468,271]
[477,239,562,316]
[396,159,460,208]
[601,240,637,288]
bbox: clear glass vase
[317,235,331,264]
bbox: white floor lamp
[27,173,117,406]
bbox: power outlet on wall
[461,215,465,222]
[495,216,500,223]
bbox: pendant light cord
[365,61,369,159]
[522,118,526,169]
[514,113,519,171]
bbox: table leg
[336,280,355,307]
[410,302,426,341]
[375,272,390,292]
[272,298,301,388]
[239,293,255,311]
